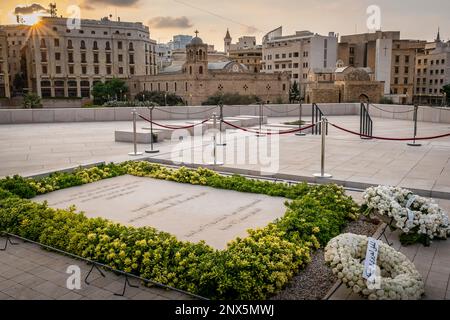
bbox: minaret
[224,29,232,54]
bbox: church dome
[190,37,204,45]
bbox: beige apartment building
[129,35,290,105]
[415,34,450,105]
[0,30,10,98]
[261,27,338,95]
[1,17,157,98]
[225,30,262,73]
[338,31,426,104]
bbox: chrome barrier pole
[256,102,265,137]
[145,106,160,154]
[296,99,306,136]
[208,113,223,165]
[218,103,226,146]
[313,117,332,178]
[128,108,143,156]
[407,104,422,147]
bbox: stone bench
[115,129,171,144]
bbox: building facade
[261,27,338,94]
[129,36,290,105]
[338,31,426,104]
[0,30,10,98]
[414,32,450,105]
[1,16,157,98]
[224,30,262,73]
[305,66,384,104]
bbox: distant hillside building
[129,34,290,105]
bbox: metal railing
[359,103,373,139]
[311,103,328,135]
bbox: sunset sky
[1,0,449,50]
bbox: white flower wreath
[363,186,450,242]
[325,233,424,300]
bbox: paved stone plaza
[34,175,287,249]
[0,239,192,300]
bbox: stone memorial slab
[33,175,287,249]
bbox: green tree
[202,92,261,105]
[441,84,450,105]
[289,81,300,103]
[22,93,42,109]
[136,91,184,106]
[13,73,25,94]
[91,78,128,105]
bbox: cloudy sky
[1,0,449,50]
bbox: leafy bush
[0,161,359,299]
[92,78,128,105]
[136,91,184,106]
[22,93,42,109]
[202,92,261,106]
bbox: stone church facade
[128,35,290,105]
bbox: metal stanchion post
[407,104,422,147]
[217,103,226,146]
[313,117,332,178]
[208,113,223,166]
[128,108,144,156]
[296,100,306,136]
[256,103,265,137]
[145,106,160,154]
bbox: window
[283,84,286,91]
[94,53,99,64]
[275,54,280,59]
[106,66,111,75]
[129,54,134,64]
[82,66,87,74]
[94,66,99,75]
[404,78,408,84]
[405,56,410,63]
[93,41,98,50]
[199,66,203,74]
[394,88,398,94]
[275,64,279,69]
[294,52,299,57]
[349,47,355,55]
[129,43,134,51]
[68,40,73,49]
[281,64,286,69]
[81,53,86,63]
[106,42,111,50]
[41,51,47,62]
[69,66,74,74]
[118,54,123,62]
[118,41,123,50]
[55,52,60,60]
[349,57,354,65]
[418,59,422,65]
[395,66,399,74]
[80,40,86,49]
[404,66,409,74]
[54,39,59,47]
[106,53,111,64]
[395,55,400,63]
[282,53,286,58]
[42,65,47,74]
[56,66,61,74]
[119,67,123,74]
[293,74,299,79]
[129,66,134,75]
[293,63,299,68]
[394,77,399,84]
[40,39,46,48]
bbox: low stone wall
[1,103,448,125]
[0,103,357,124]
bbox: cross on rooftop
[195,30,199,37]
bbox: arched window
[199,66,203,74]
[93,41,98,50]
[198,49,203,60]
[80,40,86,49]
[189,66,192,75]
[67,40,73,49]
[105,41,111,50]
[40,39,46,48]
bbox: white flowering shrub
[363,186,450,245]
[325,233,424,300]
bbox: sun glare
[22,13,42,26]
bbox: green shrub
[0,161,359,299]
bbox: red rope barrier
[138,114,209,129]
[330,122,450,141]
[222,120,316,135]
